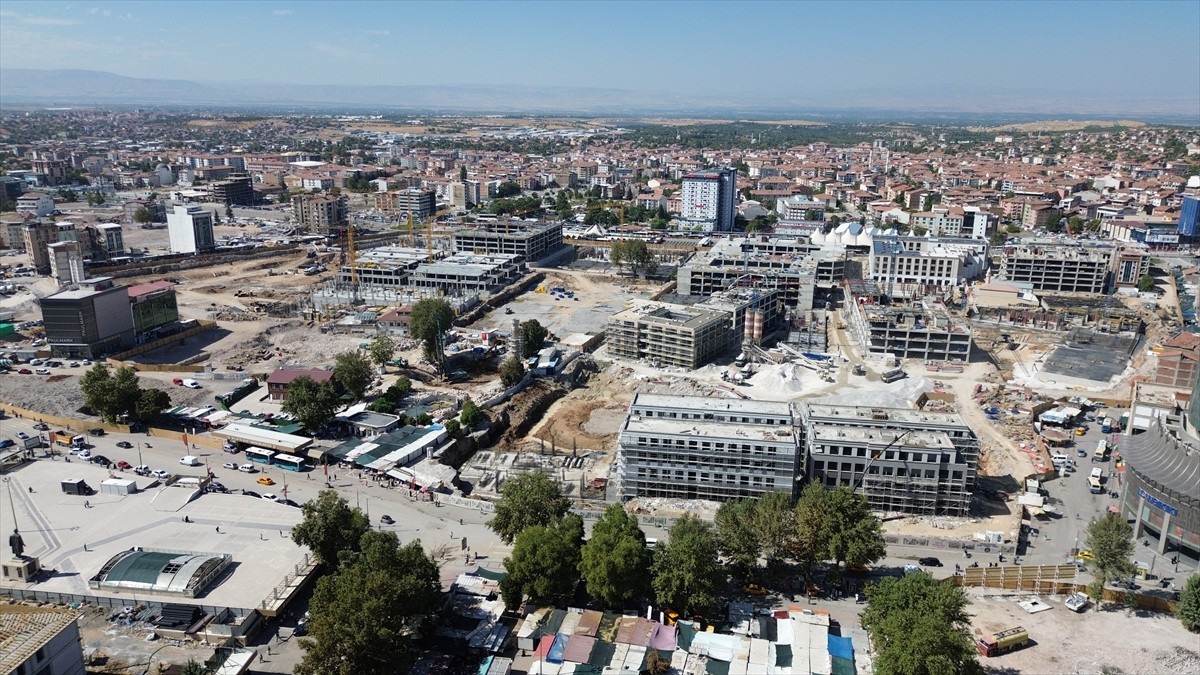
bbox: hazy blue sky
[1,0,1198,114]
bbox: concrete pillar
[1133,495,1146,539]
[1156,511,1172,555]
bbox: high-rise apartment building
[166,205,215,254]
[292,193,348,234]
[374,188,436,221]
[679,168,737,232]
[1179,195,1199,238]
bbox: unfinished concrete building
[697,287,784,346]
[993,241,1120,294]
[616,393,801,501]
[869,236,988,299]
[452,220,564,262]
[846,298,972,362]
[335,246,435,288]
[677,236,846,309]
[409,253,526,294]
[606,302,732,369]
[800,404,978,516]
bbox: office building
[39,277,134,358]
[451,221,564,262]
[209,174,254,206]
[607,302,732,369]
[375,187,436,221]
[96,223,124,257]
[616,393,801,501]
[800,404,978,516]
[47,241,85,285]
[1177,195,1199,238]
[166,204,216,254]
[293,193,348,234]
[679,168,737,232]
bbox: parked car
[133,465,152,476]
[90,455,110,466]
[33,422,49,431]
[179,455,201,466]
[116,441,133,449]
[16,368,31,375]
[151,469,170,479]
[261,493,279,501]
[16,431,29,440]
[69,361,79,367]
[279,499,301,508]
[77,450,92,461]
[257,476,275,486]
[742,583,768,596]
[919,557,943,567]
[34,368,50,375]
[0,439,13,449]
[241,490,261,499]
[89,428,105,436]
[116,461,133,470]
[208,481,228,493]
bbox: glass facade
[132,291,180,335]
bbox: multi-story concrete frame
[166,205,215,254]
[869,236,988,297]
[801,404,978,516]
[408,253,525,294]
[677,236,846,309]
[335,246,433,288]
[845,298,972,362]
[452,221,563,262]
[616,393,800,501]
[292,193,348,234]
[993,242,1112,294]
[375,188,436,221]
[209,174,254,206]
[96,223,124,257]
[679,168,737,232]
[607,303,732,369]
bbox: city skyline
[0,0,1198,118]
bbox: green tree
[555,190,572,219]
[408,298,455,371]
[487,472,571,544]
[134,388,171,423]
[499,356,525,387]
[443,419,462,437]
[333,350,374,400]
[520,319,549,358]
[460,165,468,181]
[59,188,78,203]
[225,204,234,219]
[500,515,584,608]
[714,498,761,575]
[1005,223,1022,234]
[291,489,370,568]
[79,364,141,423]
[282,376,341,432]
[368,334,395,371]
[754,491,796,570]
[609,240,625,271]
[791,482,830,582]
[651,514,721,615]
[460,399,482,428]
[1137,274,1156,293]
[579,504,651,606]
[296,532,440,675]
[1175,574,1200,632]
[861,573,980,675]
[495,181,521,198]
[133,206,156,225]
[180,659,206,675]
[822,486,887,577]
[1083,512,1137,609]
[1068,215,1085,233]
[988,231,1009,247]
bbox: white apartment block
[869,236,989,294]
[166,204,215,254]
[679,168,737,232]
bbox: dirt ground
[967,589,1200,674]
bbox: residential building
[0,605,87,675]
[446,182,468,210]
[616,393,801,501]
[31,157,67,185]
[16,193,55,217]
[166,204,215,254]
[375,187,436,221]
[209,174,254,206]
[127,280,180,339]
[266,367,336,401]
[679,168,737,232]
[122,198,166,224]
[47,241,85,286]
[776,194,825,222]
[22,221,59,273]
[606,302,732,369]
[96,223,124,257]
[800,404,978,516]
[868,236,989,297]
[1153,332,1200,388]
[38,277,134,358]
[292,193,348,234]
[451,221,564,262]
[2,221,24,249]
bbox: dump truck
[976,626,1029,657]
[52,430,82,447]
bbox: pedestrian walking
[216,526,221,534]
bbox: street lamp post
[137,442,144,467]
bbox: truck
[52,430,82,447]
[60,478,94,496]
[976,626,1029,657]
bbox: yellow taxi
[257,476,276,486]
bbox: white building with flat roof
[166,204,215,254]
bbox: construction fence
[952,564,1179,614]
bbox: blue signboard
[1137,487,1179,517]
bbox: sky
[1,0,1198,115]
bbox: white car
[222,462,238,470]
[133,465,151,476]
[34,368,50,375]
[151,469,170,479]
[261,493,279,501]
[179,455,201,467]
[183,379,202,389]
[77,450,93,461]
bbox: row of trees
[79,364,172,424]
[609,240,658,277]
[290,491,442,675]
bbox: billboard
[1145,233,1180,244]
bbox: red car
[17,368,32,374]
[116,460,133,470]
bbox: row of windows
[812,461,964,481]
[630,437,792,454]
[634,409,791,426]
[817,445,948,464]
[634,469,775,486]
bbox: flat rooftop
[3,460,306,612]
[623,416,797,443]
[809,426,954,450]
[804,404,968,428]
[611,303,728,328]
[630,392,793,417]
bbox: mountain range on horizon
[1,68,1197,124]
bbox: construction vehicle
[52,430,83,447]
[976,626,1029,657]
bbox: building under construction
[845,296,972,362]
[992,241,1144,294]
[606,302,732,369]
[452,220,564,262]
[676,236,846,309]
